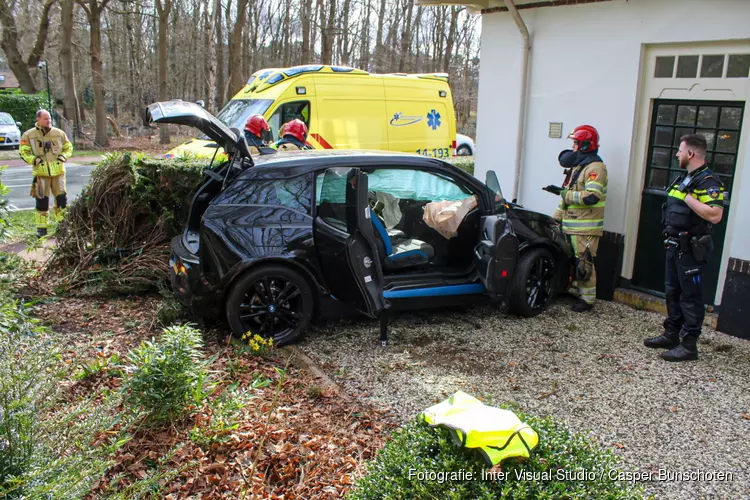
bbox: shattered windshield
[198,99,273,140]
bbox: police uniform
[19,124,73,234]
[645,165,724,361]
[553,150,608,309]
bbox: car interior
[316,167,482,276]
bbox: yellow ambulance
[165,65,458,160]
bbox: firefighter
[644,134,724,362]
[273,119,312,151]
[19,110,73,237]
[549,124,608,312]
[243,114,269,154]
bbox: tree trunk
[228,0,248,97]
[443,6,461,74]
[320,0,335,64]
[0,0,37,93]
[358,0,369,70]
[78,0,111,147]
[339,0,350,65]
[60,0,81,135]
[156,0,172,144]
[203,0,216,111]
[301,0,312,64]
[398,0,414,73]
[214,0,225,109]
[375,0,386,72]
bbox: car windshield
[197,99,273,140]
[0,113,14,125]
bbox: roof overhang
[414,0,613,15]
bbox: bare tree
[155,0,172,144]
[59,0,81,133]
[77,0,113,147]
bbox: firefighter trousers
[569,234,599,305]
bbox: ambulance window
[269,101,311,142]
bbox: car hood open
[146,100,238,153]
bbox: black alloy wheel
[226,265,314,346]
[509,248,557,317]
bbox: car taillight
[452,140,457,156]
[501,270,508,277]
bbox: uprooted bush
[46,152,207,296]
[348,412,649,499]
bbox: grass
[1,209,57,243]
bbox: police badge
[707,186,720,199]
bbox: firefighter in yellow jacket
[19,110,73,237]
[549,125,607,312]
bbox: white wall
[476,0,750,241]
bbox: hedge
[0,91,49,132]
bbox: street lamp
[38,60,52,114]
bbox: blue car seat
[368,207,434,270]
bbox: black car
[149,100,574,346]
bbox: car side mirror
[16,121,21,128]
[195,100,205,108]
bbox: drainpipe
[504,0,530,202]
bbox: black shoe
[644,332,680,349]
[572,299,593,313]
[661,335,698,362]
[36,227,47,237]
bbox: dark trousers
[664,244,706,337]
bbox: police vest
[422,390,539,467]
[663,166,724,237]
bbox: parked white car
[0,112,22,149]
[456,133,475,156]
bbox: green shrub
[0,166,10,242]
[348,414,649,500]
[122,324,214,424]
[0,92,48,132]
[0,300,129,498]
[446,157,474,175]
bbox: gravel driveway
[299,296,750,499]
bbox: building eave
[414,0,614,14]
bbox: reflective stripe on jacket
[19,125,73,177]
[556,161,608,236]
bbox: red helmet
[245,114,269,137]
[283,119,307,142]
[568,124,599,152]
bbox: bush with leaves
[446,157,474,175]
[0,300,130,499]
[348,412,649,500]
[46,152,207,295]
[122,324,214,425]
[0,166,11,242]
[0,91,48,132]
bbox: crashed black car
[148,100,574,346]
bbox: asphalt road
[1,163,96,210]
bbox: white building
[419,0,750,339]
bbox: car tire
[456,145,472,156]
[508,247,558,317]
[225,265,314,347]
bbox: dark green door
[632,99,743,305]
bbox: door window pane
[713,153,736,175]
[655,56,675,78]
[719,107,742,129]
[696,106,718,128]
[654,126,673,147]
[673,127,694,146]
[676,105,697,125]
[656,104,676,125]
[727,54,750,78]
[648,168,669,189]
[700,55,724,78]
[651,147,671,168]
[696,129,716,150]
[676,55,699,78]
[716,130,739,154]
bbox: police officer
[644,134,724,362]
[273,119,312,151]
[243,114,270,154]
[19,109,73,237]
[549,125,608,312]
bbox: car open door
[474,170,519,300]
[314,167,388,319]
